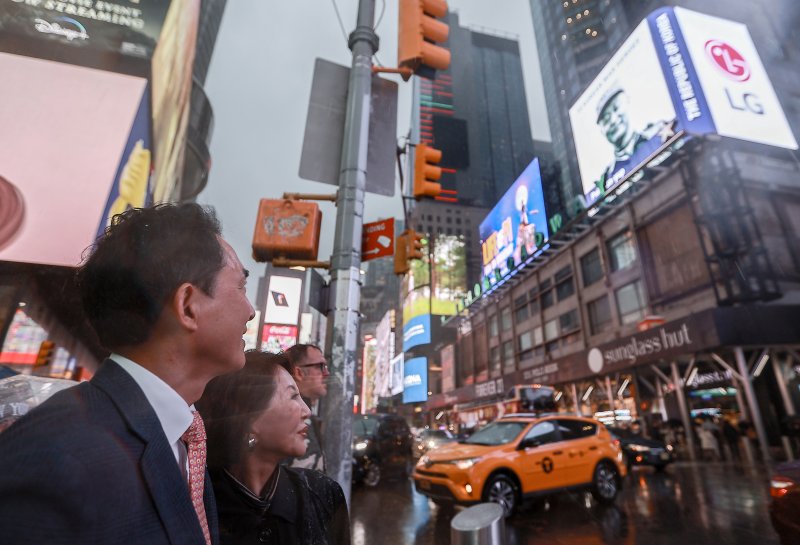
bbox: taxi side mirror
[518,438,542,450]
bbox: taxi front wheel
[591,462,620,503]
[484,474,519,517]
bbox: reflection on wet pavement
[350,462,778,545]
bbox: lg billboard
[569,7,797,206]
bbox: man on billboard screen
[595,86,669,187]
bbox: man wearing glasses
[285,344,330,471]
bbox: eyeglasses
[300,362,329,373]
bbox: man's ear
[170,282,202,332]
[291,365,304,382]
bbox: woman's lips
[298,426,309,437]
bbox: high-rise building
[410,12,540,287]
[529,0,800,206]
[180,0,229,200]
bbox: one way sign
[361,218,395,262]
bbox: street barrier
[450,503,506,545]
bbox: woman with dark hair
[196,351,350,545]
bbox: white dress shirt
[111,354,194,481]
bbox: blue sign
[403,314,431,351]
[479,158,549,288]
[403,357,428,404]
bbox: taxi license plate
[418,479,431,490]
[660,453,669,461]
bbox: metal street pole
[734,347,772,465]
[670,361,697,461]
[320,0,378,505]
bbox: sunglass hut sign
[587,323,693,373]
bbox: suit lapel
[92,360,206,545]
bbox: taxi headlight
[418,455,430,467]
[354,441,369,451]
[629,444,650,453]
[666,444,674,452]
[450,457,481,470]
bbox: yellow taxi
[412,414,626,516]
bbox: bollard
[450,503,506,545]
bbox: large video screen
[403,357,428,404]
[479,158,549,287]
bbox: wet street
[350,462,779,545]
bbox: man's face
[293,347,329,401]
[597,92,631,150]
[194,238,255,374]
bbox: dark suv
[352,414,414,487]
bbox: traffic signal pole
[320,0,378,504]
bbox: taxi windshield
[463,421,528,446]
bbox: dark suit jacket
[0,359,219,545]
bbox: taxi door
[554,419,601,486]
[516,420,569,493]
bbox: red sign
[361,218,395,262]
[261,324,298,353]
[705,39,750,82]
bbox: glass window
[490,345,500,366]
[488,314,498,337]
[557,419,597,440]
[616,281,646,325]
[541,289,554,309]
[518,331,533,352]
[544,319,558,341]
[501,307,512,331]
[587,296,612,335]
[580,248,604,287]
[607,231,637,272]
[559,309,579,333]
[532,326,543,346]
[554,265,572,282]
[514,295,529,322]
[465,421,527,446]
[502,340,514,361]
[556,278,575,301]
[521,421,560,446]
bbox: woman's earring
[248,435,257,449]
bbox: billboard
[403,357,428,404]
[479,158,549,288]
[403,314,431,352]
[390,353,404,396]
[569,7,797,205]
[361,337,378,413]
[260,324,298,353]
[264,275,303,326]
[374,310,394,399]
[441,344,455,393]
[0,52,148,266]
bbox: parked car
[412,414,626,516]
[608,427,674,471]
[352,413,414,487]
[770,460,800,545]
[414,428,457,458]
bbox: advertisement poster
[374,311,394,399]
[390,353,404,396]
[441,344,455,393]
[479,158,549,287]
[0,309,48,366]
[0,52,147,266]
[403,314,431,352]
[403,357,428,404]
[260,324,298,354]
[361,337,377,413]
[264,275,303,326]
[569,20,679,204]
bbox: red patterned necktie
[182,411,211,545]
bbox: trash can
[450,503,506,545]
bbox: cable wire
[329,0,349,46]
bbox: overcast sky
[198,0,550,302]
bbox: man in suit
[0,203,256,544]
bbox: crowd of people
[0,204,350,545]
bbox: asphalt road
[350,461,779,545]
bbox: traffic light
[35,340,55,367]
[413,143,442,200]
[394,229,426,275]
[398,0,451,81]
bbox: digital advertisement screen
[390,353,404,396]
[479,158,549,287]
[260,324,298,354]
[0,52,148,267]
[403,357,428,404]
[264,275,303,326]
[374,310,394,399]
[403,314,431,352]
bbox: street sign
[298,58,398,196]
[361,218,395,262]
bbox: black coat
[212,466,351,545]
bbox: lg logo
[705,39,750,82]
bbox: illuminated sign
[569,7,796,206]
[479,158,549,288]
[264,275,302,326]
[260,324,298,353]
[403,357,427,404]
[403,314,431,351]
[390,353,404,396]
